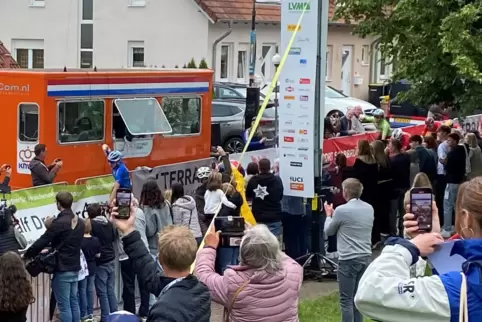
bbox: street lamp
[272,53,281,147]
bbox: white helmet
[373,108,385,117]
[392,128,403,140]
[196,166,212,179]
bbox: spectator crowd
[0,114,482,322]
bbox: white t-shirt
[437,140,449,175]
[204,189,236,214]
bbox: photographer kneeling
[194,224,303,322]
[110,205,211,322]
[0,204,27,256]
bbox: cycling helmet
[425,117,435,125]
[372,109,385,117]
[196,166,212,179]
[392,128,403,140]
[107,150,123,163]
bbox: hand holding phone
[410,188,433,232]
[115,189,132,219]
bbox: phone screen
[411,191,432,231]
[116,190,132,219]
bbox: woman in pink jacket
[195,224,303,322]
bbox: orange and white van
[0,69,213,189]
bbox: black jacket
[246,173,283,223]
[29,157,58,187]
[445,145,467,184]
[218,192,243,217]
[194,183,208,234]
[339,116,353,136]
[24,209,84,272]
[415,146,437,182]
[390,153,411,191]
[0,226,23,256]
[122,231,211,322]
[90,216,117,265]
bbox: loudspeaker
[245,87,260,130]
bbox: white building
[0,0,391,99]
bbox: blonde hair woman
[465,133,482,179]
[353,140,378,208]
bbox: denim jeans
[443,183,459,231]
[266,221,282,238]
[216,247,240,274]
[338,256,370,322]
[281,213,308,260]
[95,261,118,320]
[52,271,80,322]
[78,274,95,319]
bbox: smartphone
[115,188,132,219]
[410,187,433,232]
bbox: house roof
[0,41,20,68]
[194,0,338,23]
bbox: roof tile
[196,0,340,23]
[0,41,20,68]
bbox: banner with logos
[460,114,482,133]
[11,177,114,245]
[279,0,317,198]
[130,158,213,198]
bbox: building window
[162,97,201,136]
[19,103,39,142]
[15,49,44,69]
[128,41,145,67]
[128,0,146,7]
[29,0,45,7]
[220,45,229,79]
[80,0,94,69]
[326,45,333,81]
[380,57,386,76]
[260,44,277,82]
[361,45,370,65]
[58,100,105,143]
[237,50,246,79]
[82,0,93,20]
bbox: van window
[162,97,201,135]
[58,100,104,143]
[18,103,39,142]
[114,98,172,135]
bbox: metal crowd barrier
[74,174,113,186]
[13,181,69,194]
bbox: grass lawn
[299,292,372,322]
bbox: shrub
[198,58,208,69]
[187,58,197,68]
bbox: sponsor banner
[12,177,114,245]
[280,0,317,197]
[460,114,482,133]
[131,158,212,198]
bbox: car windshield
[325,86,347,98]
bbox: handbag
[459,272,468,322]
[26,222,79,277]
[223,280,250,322]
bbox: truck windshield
[114,98,172,135]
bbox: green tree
[335,0,482,115]
[187,58,197,68]
[198,58,209,69]
[174,65,179,68]
[183,64,187,68]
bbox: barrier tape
[190,2,309,273]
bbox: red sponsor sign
[284,136,294,142]
[299,78,310,84]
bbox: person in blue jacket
[244,117,270,151]
[354,177,482,322]
[102,144,131,203]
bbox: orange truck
[0,69,213,189]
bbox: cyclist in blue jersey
[102,144,131,202]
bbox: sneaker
[441,229,453,239]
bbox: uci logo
[290,177,303,182]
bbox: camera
[214,216,245,247]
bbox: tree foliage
[187,58,197,68]
[335,0,482,114]
[199,58,209,68]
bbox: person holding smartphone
[29,144,63,187]
[0,164,11,187]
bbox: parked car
[214,82,274,107]
[211,100,276,153]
